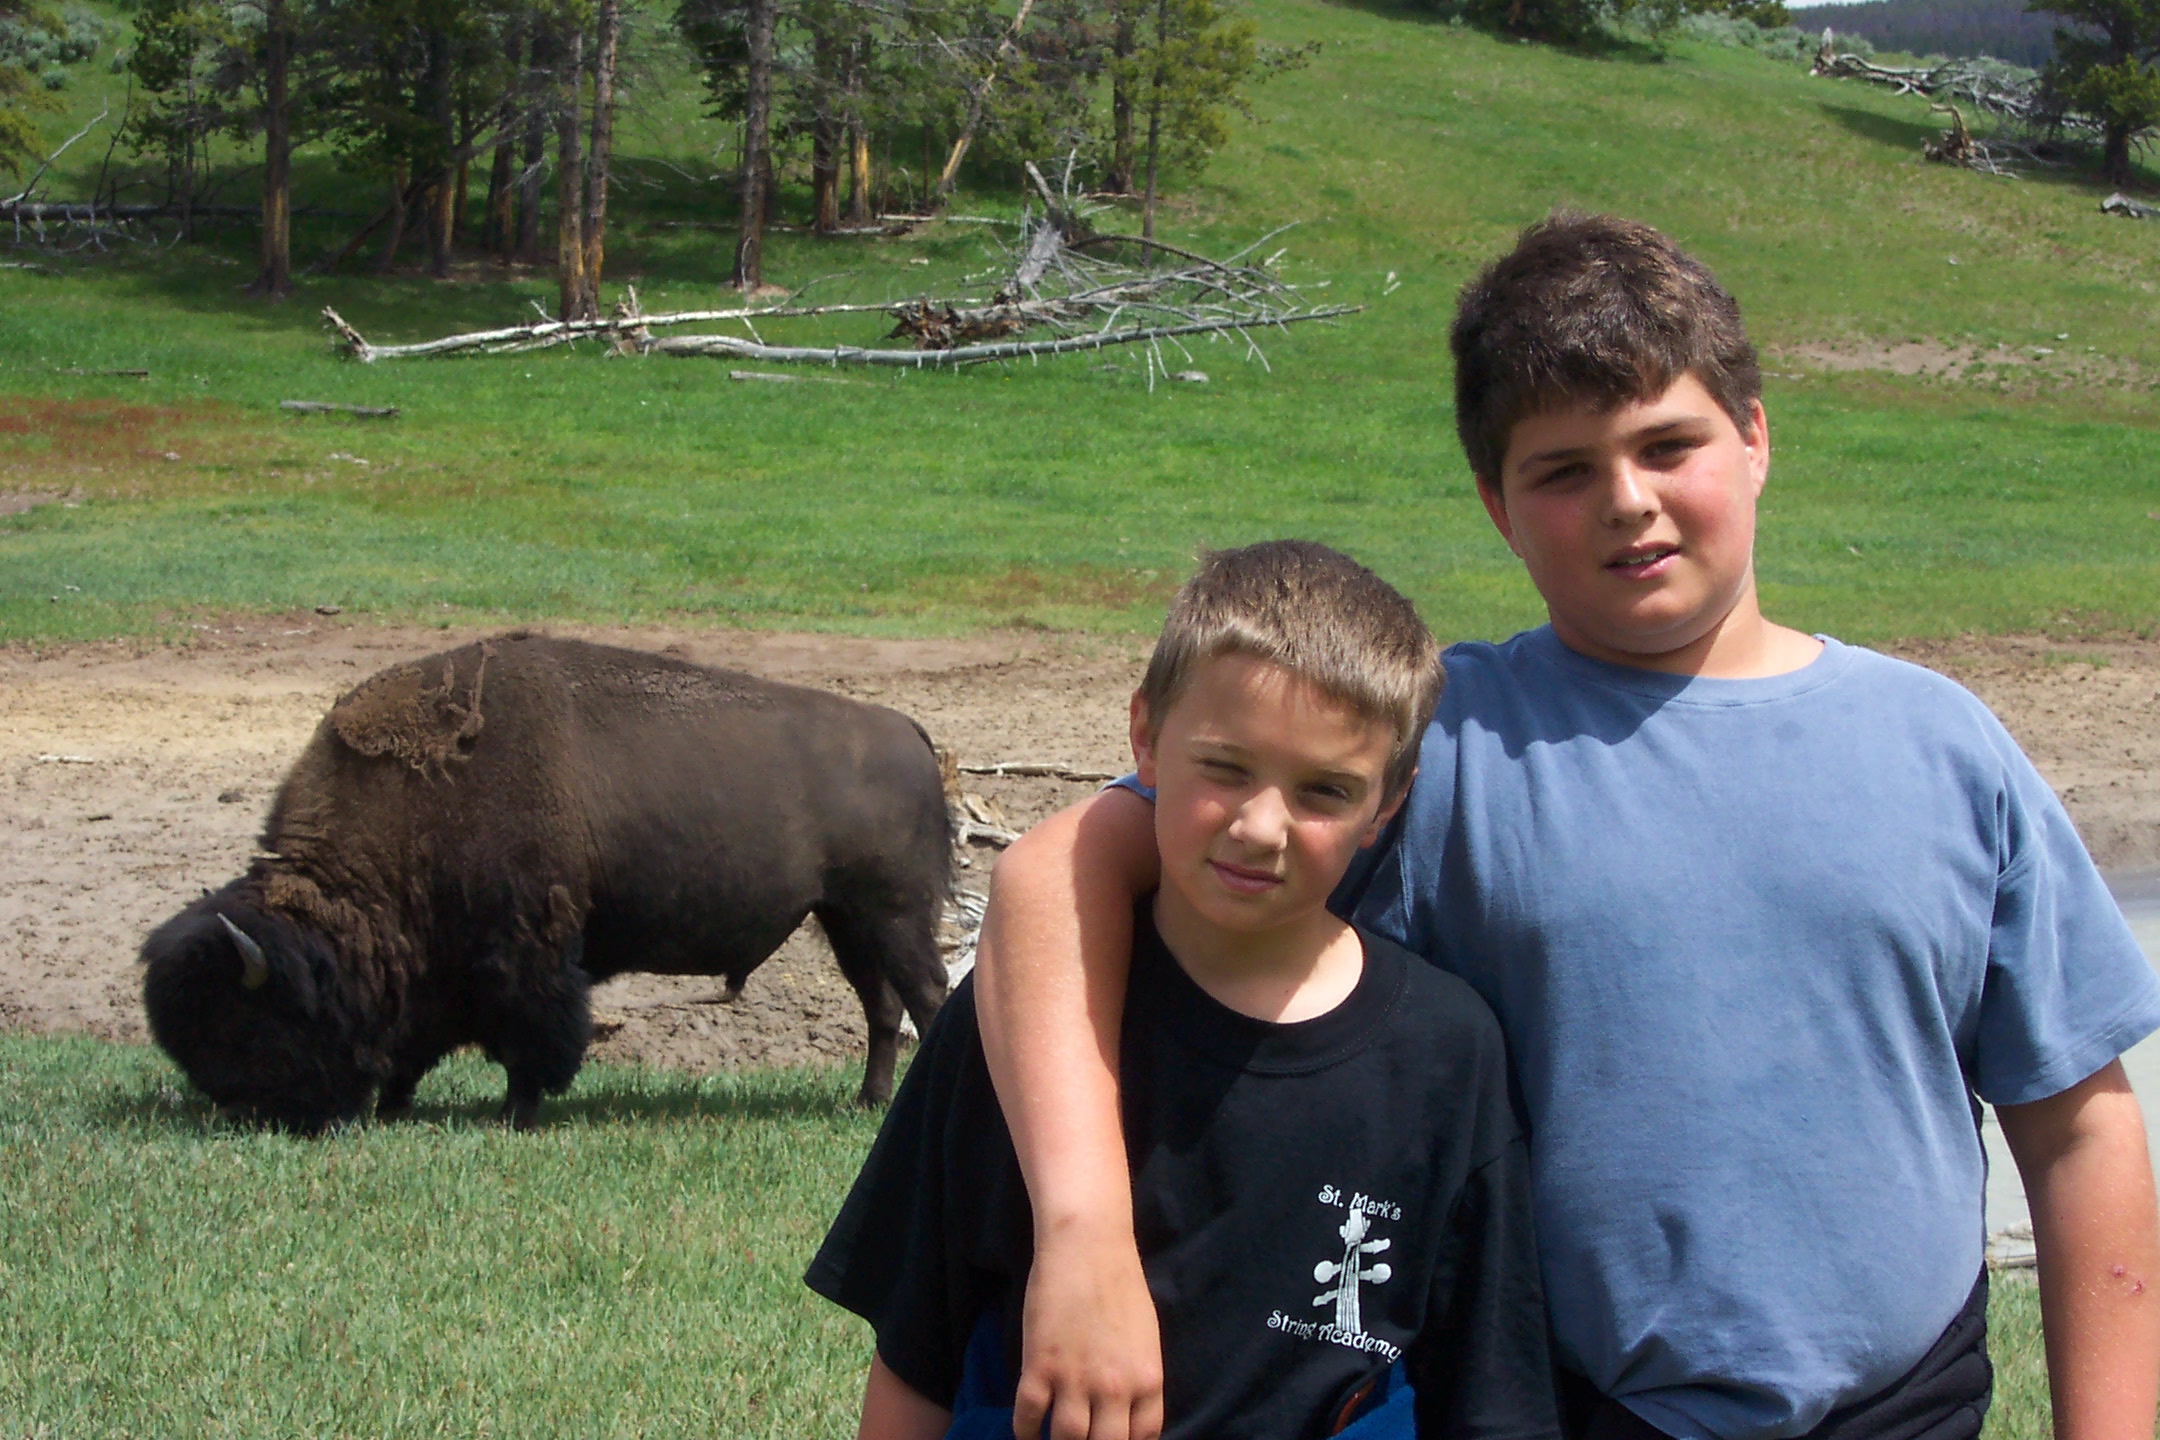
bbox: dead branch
[936,0,1040,197]
[280,400,400,417]
[320,191,1362,378]
[321,298,968,362]
[2103,192,2160,219]
[957,761,1118,781]
[1809,34,2094,137]
[643,308,1359,368]
[3,101,110,210]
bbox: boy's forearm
[974,788,1159,1230]
[1998,1059,2160,1440]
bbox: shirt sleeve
[1406,1133,1563,1440]
[1970,729,2160,1105]
[803,979,1033,1405]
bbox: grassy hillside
[1,0,2156,649]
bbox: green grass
[0,1032,2058,1437]
[2,0,2157,646]
[0,1033,887,1439]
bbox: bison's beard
[142,895,380,1134]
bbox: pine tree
[2034,0,2160,184]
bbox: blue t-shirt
[1343,627,2160,1440]
[1118,626,2160,1440]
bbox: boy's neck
[1150,886,1365,1025]
[1553,579,1824,680]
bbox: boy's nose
[1601,464,1659,525]
[1228,788,1292,850]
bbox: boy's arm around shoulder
[974,785,1165,1440]
[1402,975,1563,1440]
[1997,1058,2160,1440]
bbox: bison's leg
[479,947,594,1131]
[820,901,949,1106]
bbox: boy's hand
[1015,1216,1165,1440]
[1998,1058,2160,1440]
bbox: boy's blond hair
[1451,210,1761,483]
[1138,540,1441,800]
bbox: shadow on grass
[91,1064,865,1137]
[1816,100,1940,152]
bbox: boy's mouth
[1606,544,1679,576]
[1209,860,1283,895]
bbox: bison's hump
[330,642,490,771]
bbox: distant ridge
[1786,0,2057,66]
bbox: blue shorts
[940,1311,1416,1440]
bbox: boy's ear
[1475,476,1521,557]
[1129,691,1159,788]
[1742,398,1770,494]
[1360,769,1416,848]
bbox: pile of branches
[322,169,1358,381]
[1918,103,2057,176]
[1809,37,2072,130]
[1809,36,2097,176]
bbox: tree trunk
[848,119,871,224]
[2104,120,2132,186]
[453,103,473,244]
[1109,0,1137,193]
[812,118,840,232]
[378,162,409,271]
[426,26,455,279]
[484,135,514,256]
[580,0,620,313]
[1141,0,1169,239]
[734,0,776,290]
[811,25,841,232]
[555,28,590,320]
[253,0,292,297]
[484,20,522,257]
[516,90,548,262]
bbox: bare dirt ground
[3,621,2155,1081]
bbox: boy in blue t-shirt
[967,213,2160,1440]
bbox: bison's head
[141,888,375,1134]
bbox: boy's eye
[1303,782,1354,805]
[1199,758,1247,780]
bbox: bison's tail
[909,720,960,909]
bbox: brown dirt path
[2,622,2154,1079]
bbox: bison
[142,633,953,1132]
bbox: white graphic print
[1312,1207,1393,1334]
[1266,1186,1404,1359]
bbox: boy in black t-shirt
[808,541,1560,1440]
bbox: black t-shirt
[806,902,1560,1440]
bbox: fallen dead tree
[322,184,1360,380]
[1919,104,2059,177]
[1810,38,2071,129]
[2103,193,2160,219]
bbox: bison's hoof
[501,1098,541,1131]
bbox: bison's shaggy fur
[142,634,953,1132]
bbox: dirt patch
[0,488,73,516]
[3,621,2155,1082]
[1773,338,2153,394]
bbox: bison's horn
[218,913,270,990]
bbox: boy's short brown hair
[1138,540,1441,800]
[1450,211,1761,483]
